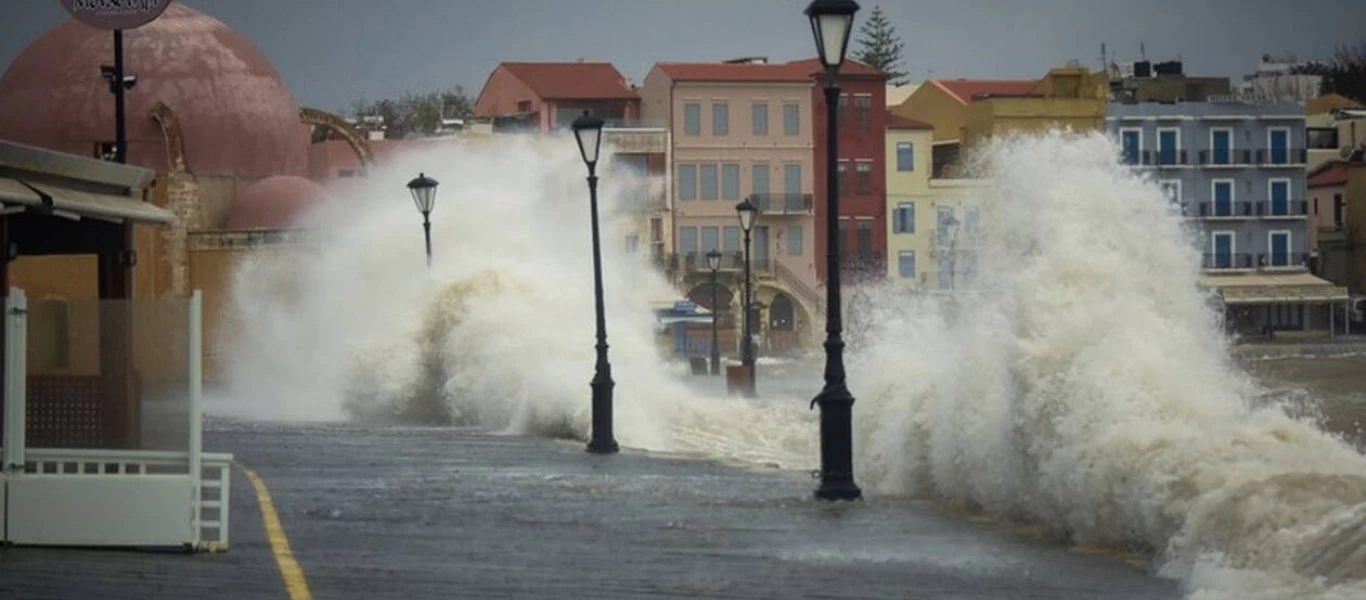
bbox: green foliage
[348,86,474,140]
[1320,42,1366,104]
[853,6,908,85]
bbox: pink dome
[225,175,328,230]
[0,3,309,178]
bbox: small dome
[0,3,309,178]
[226,176,328,230]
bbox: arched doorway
[767,292,802,353]
[684,282,735,357]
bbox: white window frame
[1157,126,1181,161]
[1266,177,1293,215]
[1210,178,1236,214]
[1119,127,1143,162]
[898,250,916,279]
[1208,126,1233,164]
[1211,230,1236,263]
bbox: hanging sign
[58,0,175,30]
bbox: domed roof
[225,175,328,230]
[0,3,308,179]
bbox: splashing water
[216,131,1366,598]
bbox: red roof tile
[785,58,887,79]
[886,113,932,130]
[931,79,1039,105]
[654,62,811,83]
[1309,162,1350,188]
[500,62,638,100]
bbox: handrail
[773,260,823,310]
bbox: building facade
[639,61,824,354]
[885,115,934,284]
[790,59,889,282]
[1108,99,1348,336]
[1309,161,1350,285]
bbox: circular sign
[58,0,174,30]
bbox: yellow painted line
[235,461,313,600]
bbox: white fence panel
[7,474,194,547]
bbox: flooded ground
[1240,354,1366,452]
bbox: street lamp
[805,0,863,502]
[573,111,619,455]
[407,173,439,267]
[706,249,722,375]
[735,196,760,398]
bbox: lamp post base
[812,382,862,501]
[586,439,620,454]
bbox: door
[753,226,770,270]
[1211,129,1230,164]
[1121,130,1140,164]
[1270,232,1290,267]
[1213,181,1233,217]
[1269,129,1289,164]
[1213,232,1234,269]
[1270,180,1289,216]
[1158,129,1178,165]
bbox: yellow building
[885,113,992,291]
[889,65,1108,176]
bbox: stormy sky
[1,0,1360,111]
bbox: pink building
[639,60,823,354]
[1309,161,1349,277]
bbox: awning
[0,176,173,224]
[1200,272,1350,305]
[652,299,715,328]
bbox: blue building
[1108,99,1349,337]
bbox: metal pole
[422,214,432,268]
[742,228,755,397]
[188,290,203,546]
[709,267,720,375]
[811,74,861,501]
[113,29,127,164]
[586,164,619,454]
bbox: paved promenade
[0,420,1179,599]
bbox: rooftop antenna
[1140,42,1146,60]
[1100,42,1107,71]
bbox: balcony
[1254,148,1307,166]
[1197,149,1253,167]
[751,193,814,215]
[674,252,773,274]
[1139,149,1189,167]
[1202,253,1254,270]
[1195,201,1255,218]
[1254,200,1307,218]
[1256,252,1309,269]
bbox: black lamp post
[573,111,620,455]
[735,197,760,398]
[805,0,862,502]
[706,249,722,375]
[407,173,439,268]
[99,34,137,163]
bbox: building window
[752,164,770,198]
[650,217,663,242]
[712,102,729,136]
[837,219,852,259]
[700,164,718,200]
[684,103,701,135]
[94,141,116,162]
[701,226,719,252]
[837,162,848,195]
[837,95,848,125]
[679,227,698,258]
[855,96,871,131]
[723,226,741,254]
[963,253,979,284]
[1157,127,1181,165]
[1120,128,1142,165]
[34,298,70,369]
[856,220,874,265]
[893,202,915,234]
[937,255,954,290]
[896,142,914,171]
[936,206,955,246]
[783,104,800,135]
[752,103,769,135]
[898,250,916,278]
[678,164,696,200]
[856,162,872,194]
[787,224,803,256]
[1268,230,1291,267]
[721,164,740,200]
[783,164,802,197]
[963,206,980,238]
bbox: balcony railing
[1254,200,1307,217]
[1140,149,1189,166]
[1196,201,1255,218]
[1202,253,1254,270]
[751,193,814,215]
[1256,252,1308,269]
[1197,149,1253,166]
[675,252,773,273]
[1254,148,1307,166]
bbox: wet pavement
[0,419,1180,599]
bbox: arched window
[769,293,795,332]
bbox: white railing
[21,448,234,550]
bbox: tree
[348,86,475,139]
[853,6,908,85]
[1321,42,1366,103]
